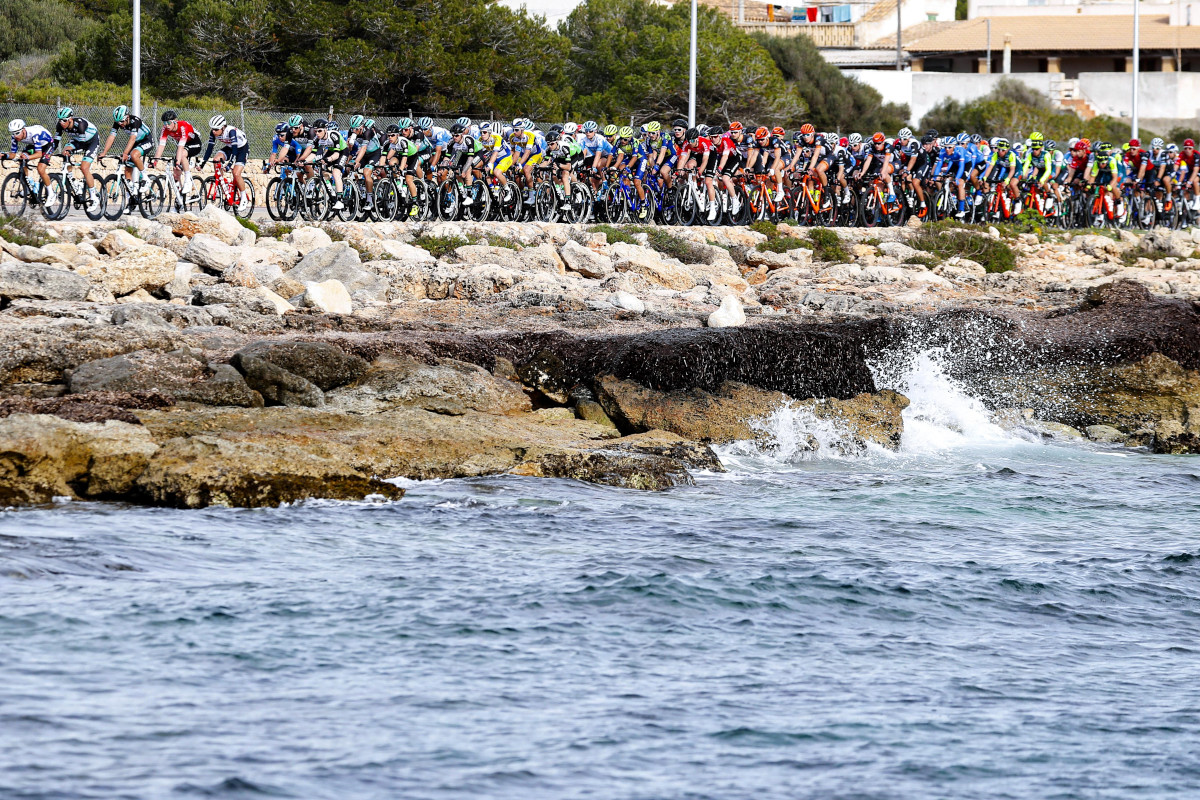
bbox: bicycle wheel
[657,183,678,226]
[84,179,106,221]
[860,190,882,228]
[303,179,328,222]
[675,184,697,226]
[497,182,521,222]
[464,181,490,222]
[570,183,593,225]
[604,185,627,224]
[437,180,461,221]
[43,175,69,221]
[232,180,256,219]
[375,178,399,222]
[0,173,29,217]
[815,187,836,227]
[140,176,165,219]
[101,175,127,221]
[728,185,752,226]
[266,178,284,220]
[534,182,558,223]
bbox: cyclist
[512,121,546,207]
[656,119,688,191]
[1086,141,1122,219]
[714,121,745,216]
[418,117,450,171]
[309,118,350,210]
[980,138,1018,214]
[545,130,582,211]
[1062,137,1092,188]
[151,110,202,203]
[347,115,383,211]
[1021,131,1056,210]
[611,125,654,219]
[275,115,316,182]
[906,133,938,215]
[680,126,717,222]
[444,123,483,206]
[787,124,826,189]
[197,114,250,212]
[6,118,56,201]
[1143,137,1173,210]
[53,107,101,211]
[744,126,781,199]
[579,121,613,194]
[855,132,892,201]
[1179,139,1200,211]
[97,105,155,206]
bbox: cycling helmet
[349,114,365,129]
[792,131,804,142]
[1152,137,1164,149]
[548,124,564,135]
[1076,137,1091,151]
[208,114,226,130]
[618,125,634,140]
[312,119,329,130]
[800,123,815,135]
[940,137,954,148]
[872,131,886,144]
[417,116,433,130]
[898,127,912,140]
[848,132,862,145]
[1128,138,1140,149]
[582,120,599,133]
[1097,142,1113,156]
[729,121,744,132]
[638,124,649,136]
[450,123,466,134]
[1066,137,1079,150]
[55,107,72,120]
[545,131,560,144]
[772,126,785,137]
[603,124,618,136]
[1091,140,1103,153]
[673,118,688,129]
[685,127,699,142]
[646,121,662,134]
[970,133,983,144]
[563,122,579,134]
[1185,139,1196,148]
[1046,140,1057,151]
[162,111,181,124]
[456,116,471,128]
[7,119,25,134]
[113,105,128,123]
[754,126,769,139]
[288,114,304,127]
[956,132,969,144]
[1029,131,1045,144]
[386,124,400,134]
[840,137,849,148]
[275,122,289,135]
[1168,143,1180,153]
[920,133,936,144]
[365,119,376,130]
[925,128,939,139]
[397,117,413,129]
[1013,143,1025,155]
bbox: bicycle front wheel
[1,173,29,217]
[102,175,127,221]
[233,180,256,219]
[43,176,70,221]
[140,176,166,219]
[266,177,283,220]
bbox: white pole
[1133,0,1140,139]
[896,0,902,70]
[688,0,697,127]
[132,0,141,117]
[986,19,991,73]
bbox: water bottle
[72,178,84,195]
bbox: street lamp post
[688,0,697,127]
[132,0,141,117]
[1132,0,1140,138]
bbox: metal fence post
[240,100,245,133]
[152,101,158,139]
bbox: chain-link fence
[0,102,551,162]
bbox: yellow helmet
[618,126,635,139]
[646,121,661,134]
[603,124,618,137]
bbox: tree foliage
[754,32,909,134]
[0,0,92,61]
[921,78,1142,142]
[562,0,805,127]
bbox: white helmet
[7,119,25,134]
[208,114,227,130]
[848,132,862,145]
[1067,137,1079,150]
[898,127,912,140]
[563,122,578,135]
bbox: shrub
[903,254,940,268]
[484,236,522,250]
[0,214,47,247]
[258,222,294,239]
[911,221,1016,273]
[412,234,469,259]
[807,227,849,262]
[587,224,638,245]
[236,216,260,235]
[757,235,809,253]
[637,227,709,263]
[749,220,778,238]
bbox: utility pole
[896,0,903,70]
[689,0,698,126]
[132,0,141,116]
[1133,0,1140,138]
[986,19,991,73]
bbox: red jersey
[1180,149,1198,171]
[1069,153,1090,172]
[1123,147,1145,172]
[718,134,738,155]
[160,120,198,144]
[682,137,712,163]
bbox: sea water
[2,353,1199,799]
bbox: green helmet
[618,126,634,139]
[349,114,364,129]
[603,124,618,137]
[365,118,376,129]
[397,117,413,129]
[1029,130,1045,144]
[646,121,661,133]
[112,105,128,123]
[287,113,303,127]
[57,107,72,120]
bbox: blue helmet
[275,122,289,135]
[956,132,970,144]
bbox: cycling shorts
[67,135,99,163]
[221,143,249,165]
[494,155,513,174]
[525,152,543,167]
[718,154,742,176]
[322,150,346,168]
[633,160,649,181]
[360,149,380,168]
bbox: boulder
[612,245,697,290]
[197,204,246,245]
[287,242,387,299]
[135,435,403,508]
[287,226,334,255]
[0,390,173,425]
[790,390,910,452]
[228,249,286,287]
[453,245,524,271]
[233,340,368,391]
[0,413,158,504]
[1142,227,1196,259]
[1085,424,1127,443]
[380,240,435,263]
[254,286,294,315]
[302,280,353,314]
[610,291,645,313]
[560,239,613,278]
[88,245,177,296]
[878,241,921,262]
[230,354,324,407]
[164,262,194,300]
[98,228,143,256]
[707,294,746,328]
[0,263,91,301]
[66,349,262,407]
[325,354,531,415]
[520,243,566,274]
[182,233,239,272]
[595,375,788,442]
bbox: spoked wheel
[814,187,836,227]
[333,183,356,222]
[657,183,678,226]
[102,175,127,221]
[266,177,283,220]
[43,176,69,221]
[675,184,697,226]
[727,185,752,226]
[139,176,165,219]
[84,180,106,221]
[437,180,461,221]
[859,190,883,228]
[497,182,521,222]
[375,178,399,222]
[463,181,490,222]
[0,172,30,217]
[534,182,558,223]
[603,185,627,224]
[569,183,592,224]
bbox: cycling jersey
[1123,147,1146,177]
[862,142,891,175]
[985,150,1017,181]
[794,135,826,167]
[1089,154,1120,180]
[579,133,611,159]
[11,124,53,154]
[56,117,98,146]
[448,135,483,168]
[160,120,199,146]
[427,126,452,152]
[350,127,382,154]
[315,129,348,155]
[113,117,153,147]
[1022,150,1054,183]
[551,139,583,164]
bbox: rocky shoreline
[2,208,1199,508]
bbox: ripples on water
[3,353,1200,799]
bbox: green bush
[749,220,778,238]
[587,224,638,245]
[911,221,1016,273]
[236,216,260,235]
[903,254,940,268]
[412,234,469,259]
[807,227,849,262]
[0,214,48,247]
[259,222,294,239]
[484,236,522,250]
[757,235,809,253]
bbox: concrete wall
[1078,72,1200,119]
[844,70,1052,125]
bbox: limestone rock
[595,375,789,443]
[791,390,910,452]
[707,294,746,328]
[164,262,193,300]
[182,233,239,272]
[1142,227,1196,259]
[0,263,91,301]
[198,204,246,245]
[230,353,324,407]
[286,226,334,255]
[611,291,645,313]
[91,245,177,296]
[561,239,613,278]
[233,341,367,391]
[0,413,158,504]
[380,240,435,263]
[135,434,403,508]
[254,286,294,315]
[98,229,143,256]
[1085,424,1127,443]
[325,354,531,415]
[67,349,262,407]
[520,243,566,274]
[453,245,524,272]
[302,280,353,315]
[288,242,387,299]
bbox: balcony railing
[733,22,857,47]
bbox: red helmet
[800,123,815,135]
[1129,138,1140,148]
[839,137,848,147]
[772,126,785,137]
[1186,139,1196,148]
[754,126,770,139]
[1076,137,1091,151]
[872,132,885,144]
[728,121,743,132]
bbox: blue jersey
[271,135,287,155]
[11,124,54,153]
[934,146,964,178]
[580,134,613,158]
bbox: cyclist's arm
[97,131,117,160]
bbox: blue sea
[3,352,1199,799]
